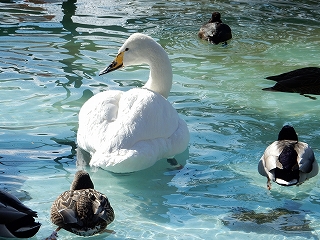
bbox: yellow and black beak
[99,51,124,76]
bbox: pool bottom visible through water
[1,0,320,239]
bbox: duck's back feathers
[263,75,320,95]
[50,171,114,236]
[278,143,298,170]
[198,23,232,44]
[274,143,299,186]
[296,143,318,182]
[263,67,320,96]
[198,12,232,44]
[51,189,114,236]
[266,67,320,81]
[0,190,41,238]
[298,145,316,173]
[0,191,37,217]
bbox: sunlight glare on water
[1,0,320,239]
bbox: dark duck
[263,67,320,99]
[198,12,232,45]
[46,170,114,239]
[0,190,41,238]
[258,125,318,190]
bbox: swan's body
[49,171,114,237]
[0,190,41,238]
[198,12,232,45]
[263,67,320,98]
[77,33,189,173]
[258,125,318,190]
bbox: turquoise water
[1,0,320,239]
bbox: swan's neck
[143,46,172,99]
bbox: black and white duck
[0,190,41,238]
[263,67,320,99]
[258,125,319,190]
[47,170,114,239]
[198,12,232,45]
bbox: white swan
[77,33,189,173]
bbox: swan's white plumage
[77,33,189,173]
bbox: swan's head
[99,33,161,76]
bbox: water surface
[1,0,320,239]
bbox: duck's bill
[99,52,124,76]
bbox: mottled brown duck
[46,170,114,239]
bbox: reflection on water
[1,0,320,239]
[223,207,319,239]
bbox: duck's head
[99,33,159,76]
[209,12,222,23]
[278,125,298,141]
[70,170,94,190]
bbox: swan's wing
[77,90,123,153]
[97,89,181,152]
[89,89,189,172]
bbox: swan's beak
[99,51,124,76]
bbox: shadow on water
[57,0,83,90]
[222,204,319,239]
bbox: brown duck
[47,170,114,239]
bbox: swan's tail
[89,150,156,173]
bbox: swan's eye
[125,48,129,51]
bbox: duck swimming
[263,67,320,99]
[258,125,318,190]
[0,190,41,238]
[47,170,114,238]
[198,12,232,45]
[77,33,189,173]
